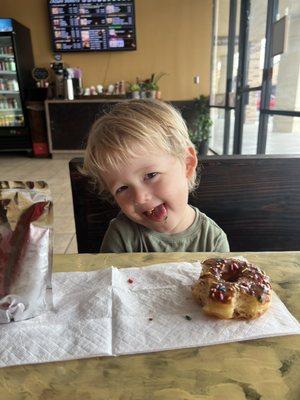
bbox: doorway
[210,0,300,155]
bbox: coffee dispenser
[50,55,65,98]
[64,68,83,99]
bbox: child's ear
[185,146,198,178]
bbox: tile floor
[0,155,78,254]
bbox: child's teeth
[143,204,167,220]
[145,208,155,216]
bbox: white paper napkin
[1,261,299,367]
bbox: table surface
[1,252,300,400]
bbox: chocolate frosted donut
[192,258,272,319]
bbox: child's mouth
[143,203,168,222]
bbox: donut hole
[221,271,241,283]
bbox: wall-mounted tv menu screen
[48,0,136,52]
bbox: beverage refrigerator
[0,18,34,153]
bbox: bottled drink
[13,80,19,91]
[10,59,16,72]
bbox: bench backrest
[69,155,300,253]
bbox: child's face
[102,147,197,234]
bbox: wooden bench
[69,155,300,253]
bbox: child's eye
[115,186,128,195]
[145,172,158,181]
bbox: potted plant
[128,82,141,99]
[140,72,167,99]
[139,79,155,98]
[185,95,213,155]
[148,72,167,98]
[139,80,148,98]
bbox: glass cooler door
[0,35,25,128]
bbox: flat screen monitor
[48,0,137,52]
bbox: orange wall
[1,0,212,100]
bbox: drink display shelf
[0,108,22,113]
[0,71,17,75]
[0,124,25,128]
[0,90,19,94]
[0,54,14,59]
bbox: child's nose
[132,186,151,205]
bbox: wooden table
[1,252,300,399]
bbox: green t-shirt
[100,206,230,253]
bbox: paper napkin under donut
[1,261,300,367]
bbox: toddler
[83,99,229,253]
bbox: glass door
[233,0,268,154]
[0,35,25,129]
[210,0,300,155]
[264,0,300,154]
[210,0,240,155]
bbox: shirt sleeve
[213,231,230,252]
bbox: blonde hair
[83,99,197,197]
